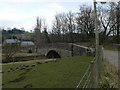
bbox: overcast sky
[0,0,119,32]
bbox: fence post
[90,60,95,88]
[98,45,103,81]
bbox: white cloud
[0,13,34,22]
[0,1,92,31]
[16,22,35,30]
[35,3,67,14]
[0,6,35,22]
[48,3,66,11]
[95,0,119,2]
[1,0,92,3]
[29,3,67,30]
[1,0,119,3]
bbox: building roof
[5,39,20,44]
[21,41,35,46]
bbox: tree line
[2,2,119,45]
[34,2,119,46]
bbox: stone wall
[38,43,94,58]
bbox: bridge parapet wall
[38,48,71,58]
[72,44,87,56]
[38,43,94,58]
[39,43,71,51]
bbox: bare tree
[66,11,76,43]
[52,11,76,43]
[3,43,20,63]
[58,13,68,42]
[42,20,50,44]
[76,5,95,41]
[97,3,118,44]
[52,14,62,42]
[33,17,42,52]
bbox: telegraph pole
[93,0,99,87]
[93,0,107,87]
[116,2,120,45]
[94,0,99,63]
[116,1,120,89]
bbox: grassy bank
[103,43,119,51]
[100,60,118,88]
[104,47,119,51]
[2,56,93,88]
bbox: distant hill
[2,28,33,42]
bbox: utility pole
[93,0,107,88]
[94,0,99,63]
[116,2,120,45]
[116,2,120,89]
[93,0,99,87]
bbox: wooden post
[90,60,95,88]
[94,0,99,87]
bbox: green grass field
[2,56,94,88]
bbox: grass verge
[99,60,118,88]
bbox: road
[103,50,119,69]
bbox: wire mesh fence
[76,45,103,88]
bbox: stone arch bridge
[38,43,94,58]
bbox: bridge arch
[46,50,61,59]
